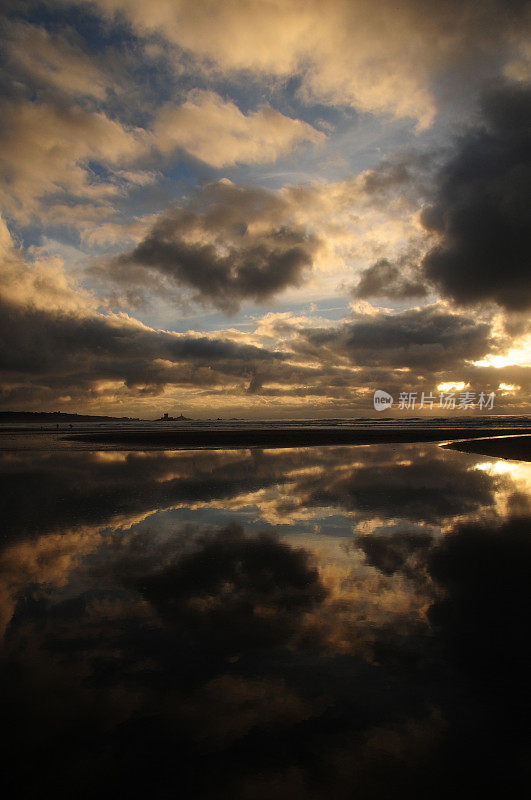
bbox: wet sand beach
[1,423,530,454]
[66,425,531,451]
[2,436,530,799]
[442,434,531,461]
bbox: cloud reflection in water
[1,443,529,798]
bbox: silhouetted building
[157,412,192,421]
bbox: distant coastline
[0,411,142,423]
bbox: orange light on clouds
[436,381,466,392]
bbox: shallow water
[1,443,530,798]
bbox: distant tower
[163,412,169,420]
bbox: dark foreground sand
[441,434,531,461]
[64,426,531,451]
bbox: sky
[0,0,530,419]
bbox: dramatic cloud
[153,90,325,168]
[0,217,97,314]
[0,23,323,223]
[4,19,111,99]
[2,4,531,793]
[421,82,531,310]
[353,257,428,300]
[101,157,430,315]
[0,97,147,217]
[75,0,531,128]
[0,219,296,410]
[298,305,495,370]
[107,180,321,312]
[0,2,529,415]
[0,297,284,396]
[1,214,527,413]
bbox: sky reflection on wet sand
[1,443,530,798]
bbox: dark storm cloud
[106,181,320,313]
[0,289,387,408]
[1,292,525,410]
[421,82,531,310]
[353,257,428,300]
[359,153,432,203]
[300,305,494,370]
[0,296,283,401]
